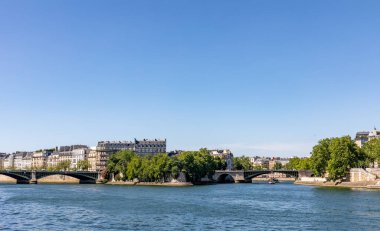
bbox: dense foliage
[106,149,225,183]
[285,157,311,170]
[363,138,380,166]
[54,160,71,171]
[77,160,91,171]
[308,136,370,181]
[233,156,253,170]
[273,162,283,170]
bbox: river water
[1,182,380,230]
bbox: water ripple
[1,183,380,230]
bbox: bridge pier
[96,172,104,183]
[30,171,37,184]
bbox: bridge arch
[0,172,31,184]
[245,170,298,180]
[36,172,97,184]
[216,173,236,183]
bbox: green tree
[126,156,142,180]
[285,157,300,170]
[213,156,227,170]
[233,156,252,170]
[298,158,311,170]
[177,149,217,183]
[107,150,136,177]
[105,149,224,183]
[77,160,91,171]
[363,138,380,166]
[327,136,360,181]
[285,157,311,170]
[310,138,331,177]
[273,162,282,170]
[56,160,71,171]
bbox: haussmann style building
[355,127,380,148]
[95,139,166,171]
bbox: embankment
[0,175,17,183]
[295,180,380,189]
[106,181,193,186]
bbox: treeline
[288,136,380,181]
[105,148,225,183]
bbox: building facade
[47,152,60,169]
[32,150,54,169]
[95,139,167,171]
[3,154,14,169]
[0,153,6,169]
[13,152,33,170]
[46,145,89,170]
[95,141,134,171]
[87,149,97,172]
[355,127,380,148]
[252,158,270,169]
[134,139,166,156]
[70,148,89,170]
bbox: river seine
[1,183,380,230]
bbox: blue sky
[1,0,379,156]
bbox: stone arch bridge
[213,170,313,183]
[0,170,101,184]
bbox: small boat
[268,178,279,184]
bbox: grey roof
[355,131,370,139]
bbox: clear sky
[1,0,379,156]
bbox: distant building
[32,149,54,169]
[87,148,97,172]
[355,127,380,148]
[70,147,89,170]
[47,152,60,169]
[134,139,166,156]
[95,141,134,172]
[210,149,234,170]
[59,145,88,152]
[95,139,167,171]
[249,156,257,165]
[252,158,270,169]
[0,153,7,169]
[13,152,33,170]
[3,154,14,169]
[46,145,89,170]
[21,152,33,170]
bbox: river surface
[1,182,380,230]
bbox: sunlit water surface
[1,183,380,230]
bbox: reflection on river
[1,183,380,230]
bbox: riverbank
[295,180,380,189]
[106,181,193,186]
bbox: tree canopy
[308,136,370,181]
[233,156,252,170]
[285,157,311,170]
[363,138,380,166]
[77,160,91,171]
[106,149,226,183]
